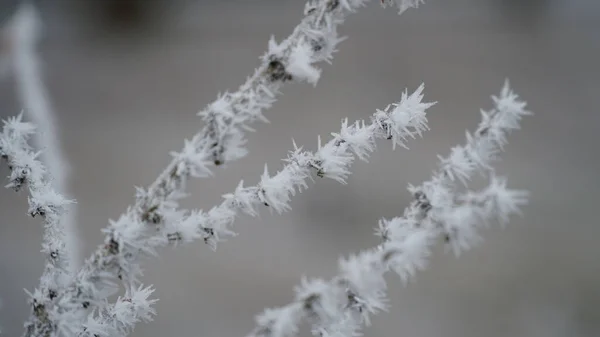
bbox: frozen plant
[6,0,80,269]
[0,0,532,337]
[246,81,530,337]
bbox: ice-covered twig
[22,1,425,336]
[78,284,158,337]
[377,80,531,254]
[9,2,80,269]
[246,179,527,337]
[134,0,423,247]
[163,84,433,248]
[244,82,530,337]
[0,113,74,336]
[71,85,432,337]
[33,85,434,337]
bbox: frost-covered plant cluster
[0,0,531,337]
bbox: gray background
[1,0,599,336]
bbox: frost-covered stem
[163,84,434,248]
[0,114,74,337]
[244,83,530,337]
[23,1,426,335]
[9,2,80,269]
[73,85,432,337]
[245,183,525,337]
[76,285,158,337]
[30,85,433,337]
[377,80,532,252]
[135,0,422,239]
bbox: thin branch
[377,80,532,253]
[163,84,434,249]
[22,1,427,335]
[67,84,432,336]
[244,82,530,337]
[245,181,525,337]
[0,113,75,337]
[9,1,80,269]
[48,84,433,337]
[133,0,423,246]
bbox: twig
[57,84,432,337]
[244,82,530,337]
[9,1,80,269]
[0,113,74,337]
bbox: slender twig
[163,84,433,249]
[244,82,530,337]
[134,0,422,238]
[0,113,74,337]
[377,80,531,253]
[53,84,433,337]
[22,1,425,336]
[9,1,80,269]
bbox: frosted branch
[165,84,433,248]
[72,85,431,337]
[377,80,531,254]
[78,285,157,337]
[28,84,433,337]
[20,1,425,335]
[246,178,527,337]
[244,82,530,337]
[45,2,423,332]
[9,2,80,269]
[133,0,422,249]
[0,113,75,337]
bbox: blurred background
[0,0,599,336]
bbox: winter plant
[0,0,532,337]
